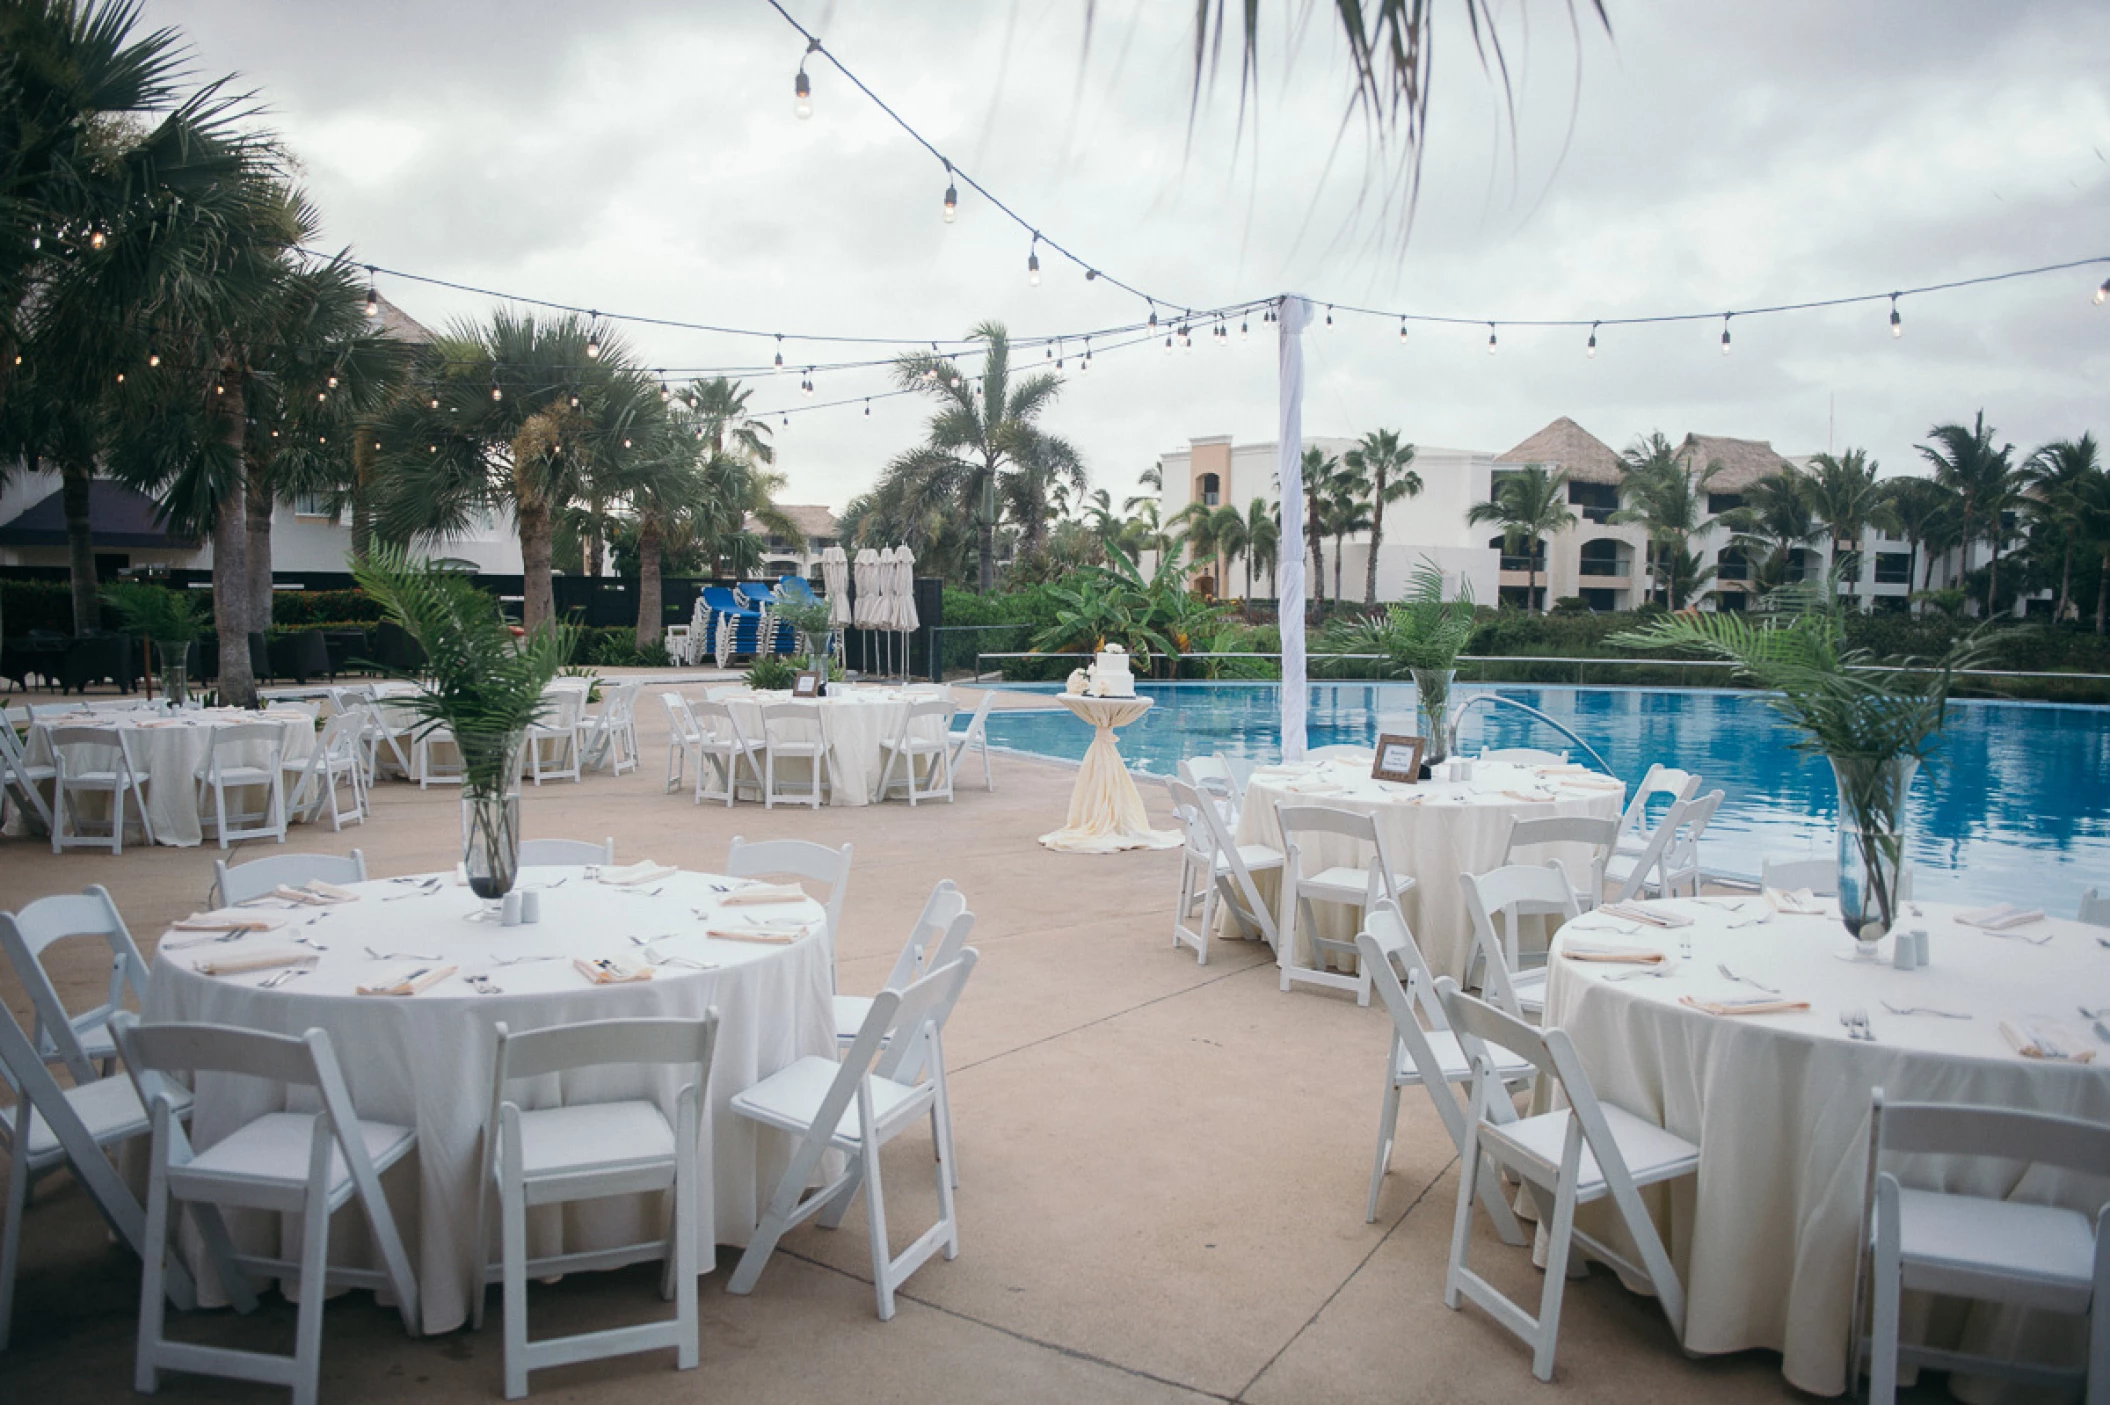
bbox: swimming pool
[984,681,2110,913]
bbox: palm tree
[1244,496,1280,601]
[1466,464,1576,613]
[1173,499,1226,595]
[1296,447,1340,614]
[1124,463,1162,515]
[1876,476,1957,600]
[2020,434,2100,622]
[1720,471,1823,594]
[1917,413,2022,618]
[884,322,1084,593]
[1326,469,1373,605]
[1615,433,1722,607]
[2078,469,2110,635]
[1802,449,1882,603]
[1343,429,1422,606]
[1209,502,1252,601]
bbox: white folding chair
[213,850,368,908]
[1458,863,1580,1021]
[0,1001,195,1351]
[756,702,826,809]
[1435,977,1699,1383]
[0,719,56,835]
[1855,1089,2109,1405]
[726,836,852,965]
[834,881,972,1045]
[1760,856,1836,896]
[1306,744,1373,763]
[415,721,463,787]
[1479,747,1568,766]
[581,680,642,776]
[1178,755,1241,825]
[688,699,763,807]
[725,952,977,1320]
[1612,763,1700,860]
[0,885,152,1079]
[660,692,703,792]
[1356,903,1534,1230]
[360,695,416,783]
[194,721,288,849]
[2079,887,2110,927]
[524,687,584,785]
[1504,814,1619,912]
[519,837,615,867]
[111,1014,422,1405]
[877,698,956,806]
[48,725,154,853]
[1276,804,1417,1004]
[946,690,997,792]
[283,711,366,831]
[1599,790,1697,905]
[470,1014,719,1399]
[1165,778,1282,960]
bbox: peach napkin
[1679,995,1811,1017]
[193,951,315,977]
[356,964,457,996]
[718,884,810,907]
[574,956,653,984]
[599,861,677,887]
[171,913,283,933]
[1598,902,1693,929]
[1960,904,2047,932]
[1561,942,1666,965]
[704,927,802,945]
[1998,1018,2095,1062]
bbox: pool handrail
[1445,693,1617,778]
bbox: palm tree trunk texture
[2097,546,2108,636]
[519,500,555,629]
[213,379,255,706]
[634,523,664,648]
[350,437,374,560]
[2058,544,2072,621]
[977,470,998,593]
[1529,548,1540,614]
[1988,542,2001,619]
[245,470,274,629]
[1364,477,1385,608]
[61,458,99,634]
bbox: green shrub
[744,654,796,690]
[2,579,90,632]
[270,589,385,627]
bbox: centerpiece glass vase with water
[458,731,527,919]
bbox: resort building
[746,504,842,579]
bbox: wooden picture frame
[1371,733,1426,784]
[790,669,824,699]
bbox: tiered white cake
[1088,645,1136,698]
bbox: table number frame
[790,670,824,699]
[1371,734,1426,784]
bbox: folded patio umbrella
[853,548,885,630]
[891,545,920,634]
[822,546,853,630]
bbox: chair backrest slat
[214,851,368,907]
[726,837,852,944]
[495,1014,720,1086]
[1874,1094,2110,1173]
[519,837,615,867]
[879,881,970,990]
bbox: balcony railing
[1578,559,1626,577]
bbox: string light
[1587,322,1598,357]
[1325,305,1335,329]
[1147,303,1158,329]
[1082,337,1093,370]
[586,315,601,359]
[1398,318,1407,343]
[1889,295,1902,338]
[88,225,106,250]
[781,413,789,426]
[147,352,160,367]
[1240,318,1249,341]
[1720,313,1733,355]
[1085,269,1099,281]
[659,375,671,401]
[570,395,580,408]
[863,398,871,416]
[942,162,957,223]
[1163,334,1172,355]
[794,38,818,118]
[2097,278,2110,306]
[803,370,816,396]
[114,371,124,383]
[1027,234,1041,287]
[491,382,503,401]
[429,395,440,409]
[773,334,784,371]
[317,390,328,402]
[1487,323,1498,354]
[327,374,338,389]
[364,267,378,317]
[623,437,632,449]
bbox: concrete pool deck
[2,677,1901,1402]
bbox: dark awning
[0,479,200,549]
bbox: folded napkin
[1764,887,1827,916]
[574,956,653,984]
[1561,942,1666,965]
[171,913,283,933]
[599,861,677,887]
[193,950,315,977]
[356,964,456,997]
[1284,781,1345,795]
[1959,904,2047,931]
[718,883,811,907]
[1501,789,1556,803]
[1679,995,1812,1017]
[270,882,357,906]
[703,926,804,945]
[1536,763,1591,775]
[1561,776,1626,791]
[1998,1018,2095,1062]
[1597,902,1693,929]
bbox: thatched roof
[1496,417,1623,485]
[370,292,434,346]
[745,504,839,542]
[1677,433,1798,491]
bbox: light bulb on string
[363,268,378,317]
[1027,234,1041,287]
[623,438,632,449]
[941,162,957,223]
[586,316,601,359]
[1587,323,1599,358]
[1084,268,1098,281]
[1486,323,1498,355]
[1325,305,1334,329]
[781,413,789,427]
[88,225,106,250]
[1147,303,1158,330]
[1398,318,1408,343]
[114,371,124,383]
[429,395,440,409]
[1163,334,1172,355]
[794,40,817,119]
[317,391,328,403]
[318,435,326,445]
[429,445,437,454]
[2097,277,2110,306]
[659,375,670,402]
[570,395,580,409]
[804,371,816,397]
[148,352,160,367]
[863,399,871,416]
[1720,314,1733,355]
[491,382,503,402]
[327,374,338,389]
[1081,338,1092,371]
[1889,295,1902,339]
[1240,318,1249,341]
[215,384,224,395]
[773,334,784,371]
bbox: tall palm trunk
[1364,470,1386,607]
[1987,540,2001,618]
[214,374,255,707]
[1332,533,1345,603]
[2097,544,2109,636]
[975,468,998,593]
[1528,545,1541,614]
[634,521,664,648]
[350,437,374,560]
[2057,541,2073,621]
[1244,553,1254,602]
[519,498,555,629]
[61,457,99,633]
[245,469,274,629]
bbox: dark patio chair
[267,630,332,685]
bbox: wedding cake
[1088,644,1136,698]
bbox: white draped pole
[1275,295,1312,762]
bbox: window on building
[767,534,789,549]
[1578,588,1617,613]
[1488,534,1545,573]
[1707,492,1744,515]
[1498,584,1546,611]
[1196,471,1221,507]
[1787,548,1816,582]
[1566,480,1620,524]
[1873,552,1912,585]
[292,491,335,520]
[1578,538,1626,577]
[1716,544,1751,583]
[1716,588,1748,613]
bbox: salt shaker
[1910,927,1929,966]
[501,891,523,927]
[1891,931,1917,970]
[521,891,541,925]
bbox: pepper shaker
[501,891,523,927]
[521,891,541,925]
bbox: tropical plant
[1296,446,1340,611]
[100,581,207,645]
[883,322,1085,592]
[1720,471,1823,594]
[1466,463,1574,613]
[349,546,575,787]
[1876,476,1957,598]
[744,653,797,691]
[1323,560,1476,674]
[1324,463,1373,605]
[1917,413,2022,619]
[1343,429,1421,606]
[770,595,834,661]
[2020,433,2100,623]
[1029,537,1227,670]
[1802,449,1883,593]
[1243,495,1281,601]
[1614,433,1722,607]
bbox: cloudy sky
[146,0,2108,511]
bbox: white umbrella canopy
[822,546,853,629]
[852,548,885,629]
[890,546,920,634]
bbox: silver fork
[1852,1007,1878,1041]
[1840,1009,1865,1041]
[365,946,441,961]
[383,879,441,901]
[1606,967,1673,982]
[1882,1000,1971,1019]
[163,931,251,950]
[1718,963,1780,995]
[259,963,313,989]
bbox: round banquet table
[1039,692,1181,854]
[1233,755,1626,979]
[1540,896,2110,1396]
[142,865,836,1333]
[18,706,319,847]
[724,686,950,807]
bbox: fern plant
[1323,561,1476,676]
[101,583,210,646]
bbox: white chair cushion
[25,1076,183,1160]
[1396,1032,1535,1086]
[178,1111,413,1194]
[731,1055,925,1148]
[1484,1104,1699,1198]
[508,1101,676,1180]
[1894,1188,2098,1312]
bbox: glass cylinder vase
[1411,668,1456,767]
[1831,755,1918,948]
[457,730,527,910]
[155,642,190,709]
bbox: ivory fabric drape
[1275,295,1313,763]
[1038,694,1180,853]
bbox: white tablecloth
[143,866,836,1333]
[1234,758,1626,978]
[724,687,948,807]
[1541,897,2110,1395]
[21,708,319,847]
[1039,693,1180,853]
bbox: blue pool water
[984,681,2110,912]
